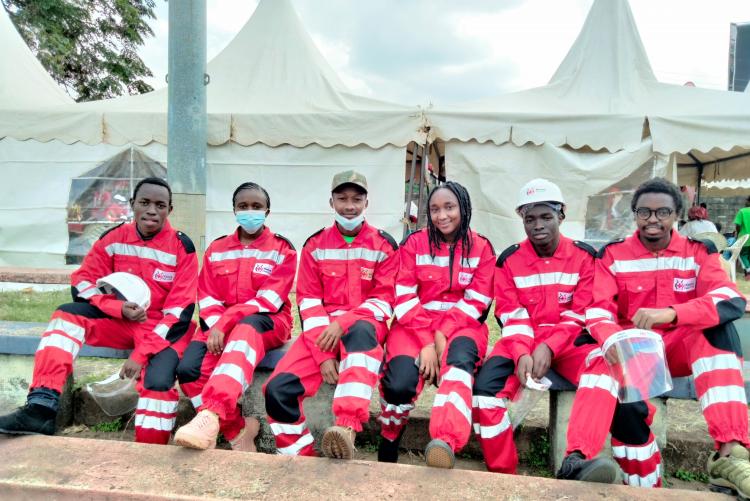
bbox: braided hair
[426,181,473,261]
[232,182,271,209]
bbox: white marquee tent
[425,0,750,249]
[0,0,423,267]
[0,8,71,109]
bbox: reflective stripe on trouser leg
[610,400,661,488]
[31,308,95,392]
[429,330,486,451]
[686,325,749,447]
[134,389,180,445]
[472,395,514,473]
[471,343,519,473]
[263,338,323,457]
[378,332,423,442]
[565,355,619,458]
[612,435,662,488]
[332,319,385,432]
[269,421,315,456]
[176,341,218,410]
[201,324,265,425]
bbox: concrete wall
[702,195,748,234]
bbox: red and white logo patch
[153,269,175,282]
[458,272,474,286]
[673,277,696,292]
[253,263,274,276]
[361,267,374,281]
[558,291,573,303]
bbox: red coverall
[471,236,596,473]
[379,229,495,453]
[566,230,748,488]
[34,220,198,444]
[176,227,296,441]
[263,222,399,456]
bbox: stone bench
[0,322,334,452]
[547,315,750,471]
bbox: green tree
[2,0,157,102]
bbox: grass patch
[672,469,709,483]
[520,433,550,470]
[90,417,124,433]
[354,433,380,454]
[0,289,70,323]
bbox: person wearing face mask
[560,178,750,493]
[468,179,614,479]
[376,181,496,468]
[172,182,296,451]
[0,178,198,445]
[263,170,399,459]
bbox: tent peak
[0,6,72,108]
[550,0,656,89]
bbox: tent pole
[416,141,429,228]
[168,0,207,257]
[403,142,418,239]
[688,152,704,205]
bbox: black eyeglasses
[634,207,674,221]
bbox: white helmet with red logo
[517,178,565,211]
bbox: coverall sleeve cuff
[129,351,148,365]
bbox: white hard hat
[517,178,565,209]
[96,272,151,309]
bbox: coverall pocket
[624,280,655,319]
[212,262,238,304]
[320,263,348,305]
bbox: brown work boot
[174,410,219,450]
[707,444,750,499]
[321,425,356,459]
[229,417,260,453]
[424,438,455,469]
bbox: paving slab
[0,435,729,500]
[0,267,72,284]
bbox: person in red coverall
[0,178,198,444]
[376,181,495,468]
[263,170,399,459]
[558,178,750,496]
[173,182,296,452]
[468,178,620,480]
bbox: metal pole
[403,143,418,238]
[168,0,207,254]
[688,152,705,206]
[416,141,429,228]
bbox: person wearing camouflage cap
[263,169,400,460]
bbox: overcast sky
[139,0,750,104]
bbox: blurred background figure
[680,205,717,238]
[734,197,750,280]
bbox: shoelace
[715,456,750,486]
[194,412,215,429]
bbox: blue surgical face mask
[334,211,365,232]
[235,210,266,234]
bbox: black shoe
[556,452,618,483]
[0,404,56,436]
[378,435,402,463]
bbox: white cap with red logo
[516,178,565,211]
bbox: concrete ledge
[0,267,72,285]
[0,435,724,500]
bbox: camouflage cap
[331,169,368,193]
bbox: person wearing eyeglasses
[557,178,750,494]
